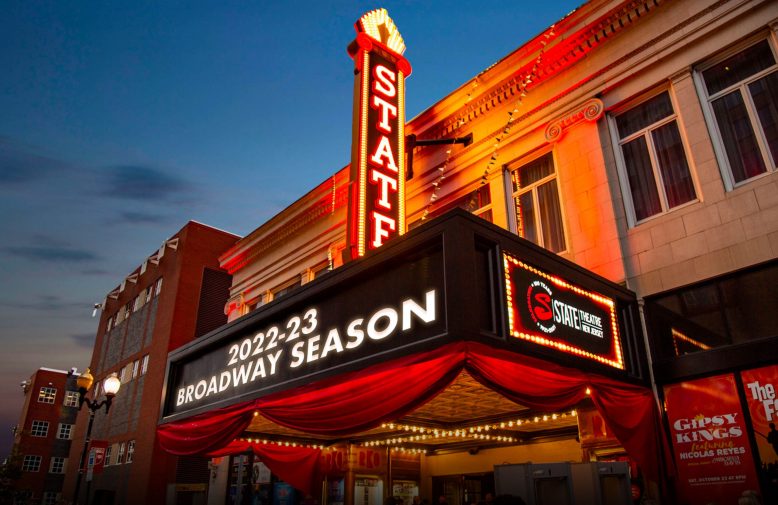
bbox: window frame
[38,386,56,404]
[608,88,698,226]
[63,390,79,407]
[22,455,42,472]
[105,445,112,466]
[117,442,126,464]
[126,440,135,463]
[693,35,778,190]
[141,354,149,375]
[49,456,67,474]
[30,420,49,437]
[43,491,60,505]
[57,423,73,440]
[505,150,569,253]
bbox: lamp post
[71,368,121,505]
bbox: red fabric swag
[158,341,664,488]
[209,440,322,496]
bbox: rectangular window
[117,442,125,464]
[612,91,696,223]
[30,420,49,438]
[57,423,73,440]
[22,455,41,472]
[43,492,60,505]
[271,276,302,301]
[698,39,778,186]
[154,277,163,297]
[509,152,567,253]
[132,360,139,379]
[126,440,135,463]
[428,185,494,223]
[141,355,149,375]
[121,364,132,384]
[63,391,79,407]
[49,457,67,474]
[106,316,114,332]
[105,445,112,466]
[38,387,56,404]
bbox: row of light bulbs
[359,407,579,448]
[237,437,328,450]
[421,25,557,222]
[379,407,577,435]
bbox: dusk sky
[0,0,581,457]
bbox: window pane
[703,40,775,95]
[749,71,778,165]
[513,153,554,190]
[515,192,537,244]
[616,92,674,138]
[712,90,767,183]
[537,180,566,253]
[622,136,662,221]
[652,122,696,208]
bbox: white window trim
[126,440,135,463]
[22,455,42,472]
[49,456,67,474]
[505,149,570,253]
[692,34,778,191]
[607,88,698,227]
[31,420,49,438]
[57,423,73,440]
[64,390,79,407]
[38,387,56,404]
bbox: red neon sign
[346,9,411,259]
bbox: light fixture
[102,373,121,397]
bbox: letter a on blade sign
[346,9,411,260]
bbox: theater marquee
[162,240,446,420]
[346,9,411,259]
[503,252,624,370]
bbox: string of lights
[361,407,578,449]
[236,437,329,451]
[420,25,556,221]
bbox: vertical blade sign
[346,9,411,259]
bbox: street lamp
[71,368,121,505]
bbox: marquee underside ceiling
[243,370,582,454]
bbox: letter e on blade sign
[346,9,412,259]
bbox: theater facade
[158,1,778,504]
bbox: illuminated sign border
[503,252,625,370]
[348,11,411,259]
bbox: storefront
[157,211,664,505]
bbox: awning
[158,340,664,493]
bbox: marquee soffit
[244,370,583,453]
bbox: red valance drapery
[158,341,664,491]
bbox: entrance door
[228,453,254,505]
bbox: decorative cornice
[425,0,666,141]
[544,98,604,142]
[223,183,349,274]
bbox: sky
[0,0,582,457]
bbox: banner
[664,374,760,504]
[740,364,778,501]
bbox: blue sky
[0,0,581,457]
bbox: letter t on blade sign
[345,8,412,261]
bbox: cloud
[81,268,113,276]
[107,211,170,225]
[0,139,66,185]
[70,332,95,348]
[2,246,99,263]
[102,165,192,201]
[0,294,90,313]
